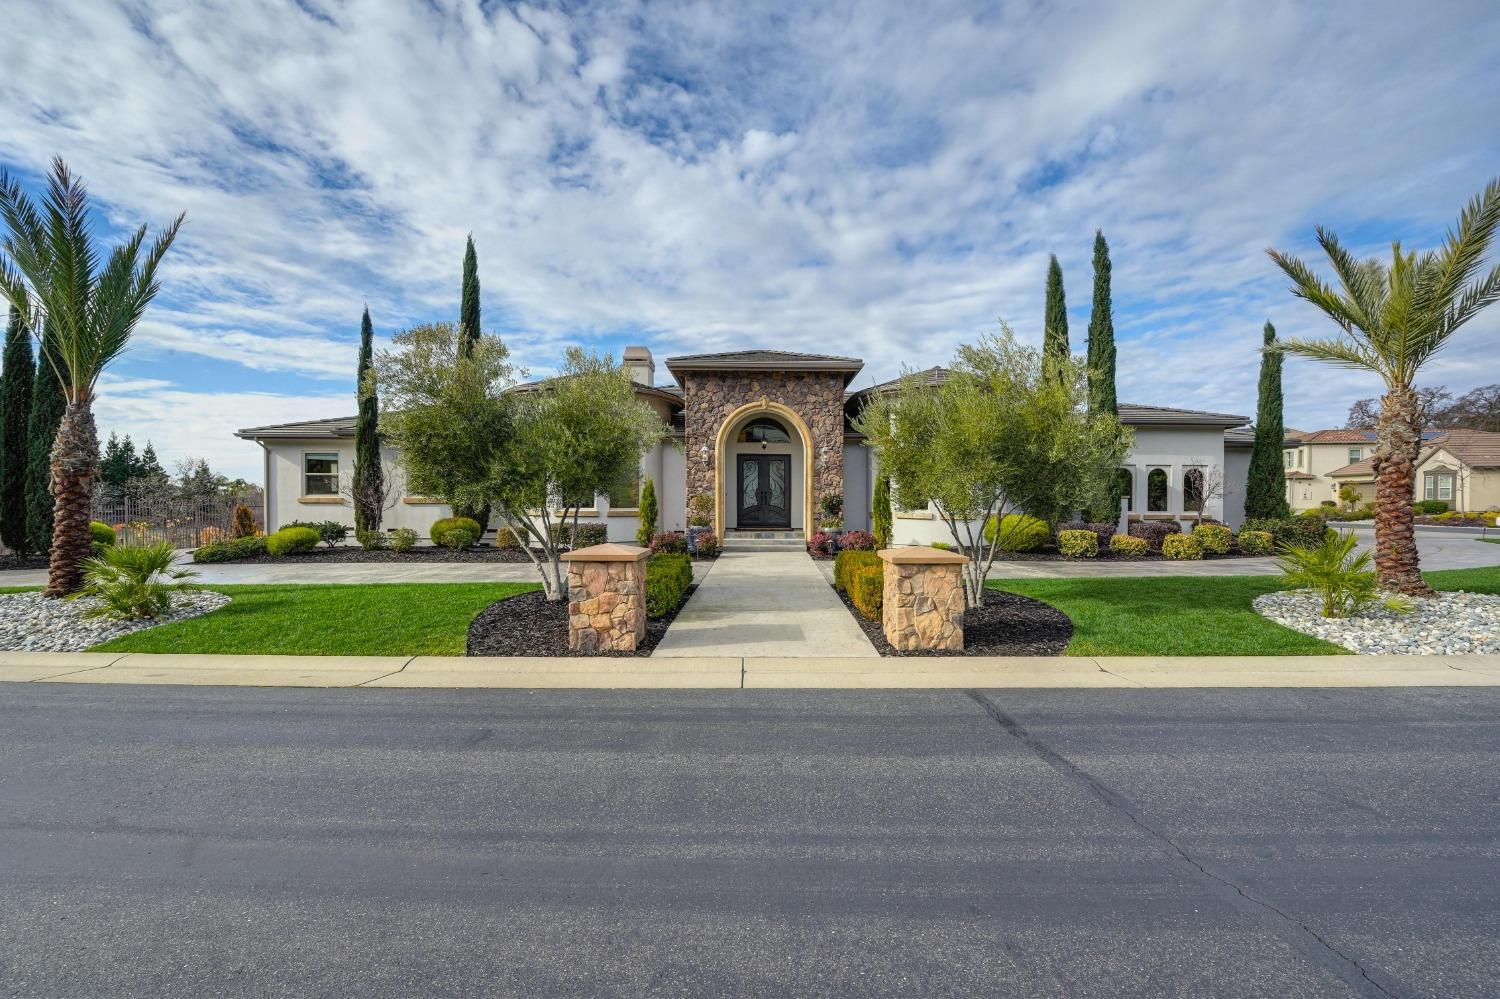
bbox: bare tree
[340,465,402,527]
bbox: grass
[93,583,539,656]
[991,566,1500,657]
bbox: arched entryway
[713,400,816,539]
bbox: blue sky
[3,0,1499,480]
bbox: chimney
[623,345,655,386]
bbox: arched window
[1183,468,1204,512]
[737,417,791,444]
[1115,468,1133,511]
[1147,468,1169,512]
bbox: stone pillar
[560,543,650,653]
[877,546,969,652]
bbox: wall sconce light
[698,444,710,464]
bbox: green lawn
[992,566,1500,657]
[93,583,539,656]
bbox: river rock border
[1253,590,1500,655]
[0,591,231,652]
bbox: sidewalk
[4,651,1498,689]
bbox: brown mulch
[465,584,698,657]
[0,554,51,571]
[835,586,1072,657]
[206,545,721,565]
[812,545,1262,563]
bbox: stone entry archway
[712,400,817,540]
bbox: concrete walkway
[3,650,1498,688]
[651,551,879,658]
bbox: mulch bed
[207,545,537,565]
[834,586,1072,657]
[813,546,1261,563]
[465,584,698,657]
[0,554,51,571]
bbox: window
[1284,450,1294,469]
[1147,468,1168,512]
[1348,447,1362,463]
[607,473,638,509]
[1115,468,1133,511]
[1183,468,1204,512]
[303,452,339,495]
[1424,473,1454,501]
[736,417,791,444]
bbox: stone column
[560,543,650,653]
[877,546,969,652]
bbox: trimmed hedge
[89,521,117,547]
[834,550,882,593]
[645,552,693,618]
[1242,516,1326,549]
[193,535,269,563]
[266,526,320,556]
[1413,499,1449,515]
[285,519,349,547]
[1237,529,1274,555]
[851,565,883,620]
[567,523,609,548]
[1161,533,1203,560]
[1108,534,1148,556]
[495,526,522,549]
[1059,520,1114,550]
[1127,520,1179,551]
[1057,529,1100,558]
[1192,523,1232,555]
[430,516,481,550]
[983,513,1050,551]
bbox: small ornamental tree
[1,306,34,553]
[636,475,658,547]
[871,472,893,549]
[855,325,1131,607]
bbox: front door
[737,455,792,529]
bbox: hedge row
[645,553,693,618]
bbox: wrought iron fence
[90,486,264,550]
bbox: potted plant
[686,492,713,553]
[818,494,845,551]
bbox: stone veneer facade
[879,552,968,652]
[681,370,846,535]
[564,550,648,652]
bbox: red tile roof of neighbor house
[1327,457,1377,479]
[1288,428,1380,444]
[1420,429,1500,469]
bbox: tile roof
[1420,429,1500,469]
[666,349,862,365]
[1224,427,1256,447]
[236,415,356,439]
[1283,470,1316,480]
[1288,428,1378,444]
[1117,403,1250,427]
[1327,457,1377,478]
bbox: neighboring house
[1282,429,1387,510]
[1323,428,1500,511]
[237,346,1254,542]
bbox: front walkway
[652,551,879,658]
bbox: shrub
[230,503,259,539]
[693,534,721,559]
[1127,520,1178,552]
[645,552,693,618]
[1108,534,1148,556]
[851,565,883,620]
[834,549,882,593]
[1161,533,1203,560]
[1059,520,1114,550]
[636,477,658,548]
[839,530,877,551]
[196,526,226,547]
[89,521,117,548]
[389,527,418,552]
[687,492,713,528]
[430,516,482,550]
[494,526,521,549]
[267,526,321,556]
[649,531,689,555]
[193,535,268,563]
[1236,530,1274,556]
[356,529,387,551]
[1242,517,1326,549]
[1413,499,1449,515]
[285,519,348,547]
[807,531,837,557]
[1192,523,1232,555]
[1319,499,1337,508]
[930,541,954,551]
[566,523,609,548]
[1276,530,1386,618]
[1057,529,1100,558]
[79,541,197,621]
[983,513,1050,551]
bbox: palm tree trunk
[44,399,98,597]
[1373,387,1434,597]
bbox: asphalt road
[1,685,1497,998]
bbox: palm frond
[1314,227,1385,329]
[1266,248,1367,335]
[1441,261,1500,332]
[1415,177,1500,322]
[1273,335,1385,374]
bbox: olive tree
[855,326,1130,607]
[373,323,663,600]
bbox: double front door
[737,455,791,529]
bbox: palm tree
[1268,179,1500,595]
[0,158,183,596]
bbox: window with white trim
[303,452,339,496]
[1423,473,1453,502]
[1347,447,1362,463]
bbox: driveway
[1,685,1496,997]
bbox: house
[1322,428,1500,511]
[1282,429,1387,510]
[237,346,1254,542]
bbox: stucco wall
[1222,447,1250,529]
[842,443,871,532]
[1119,426,1230,523]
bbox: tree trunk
[1373,387,1434,597]
[44,399,99,597]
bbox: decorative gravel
[1253,590,1500,655]
[0,590,230,652]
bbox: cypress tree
[872,474,893,549]
[635,476,657,547]
[25,322,67,554]
[460,234,481,358]
[352,307,382,532]
[1246,320,1291,520]
[1043,254,1069,368]
[1,307,34,553]
[1085,230,1117,416]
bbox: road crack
[965,689,1407,999]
